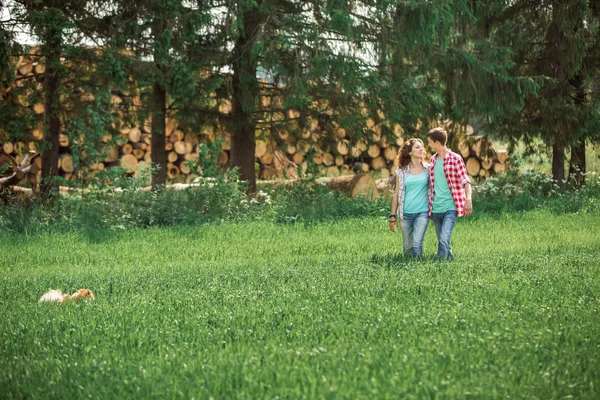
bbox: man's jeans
[400,212,429,258]
[431,210,457,260]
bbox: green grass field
[1,210,599,399]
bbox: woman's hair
[395,138,424,169]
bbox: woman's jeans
[431,210,457,260]
[400,212,429,258]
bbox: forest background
[1,0,599,200]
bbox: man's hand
[389,219,398,232]
[464,199,473,217]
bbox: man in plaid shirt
[427,127,473,260]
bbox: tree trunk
[552,135,565,184]
[569,140,586,185]
[151,82,167,187]
[568,71,586,185]
[229,4,261,194]
[40,43,61,198]
[150,18,167,187]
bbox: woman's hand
[389,218,398,232]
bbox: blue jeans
[431,210,457,260]
[400,212,429,258]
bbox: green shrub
[473,170,600,215]
[1,169,599,234]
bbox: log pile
[0,53,510,190]
[0,151,40,200]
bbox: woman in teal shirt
[388,138,431,258]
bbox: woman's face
[410,141,425,159]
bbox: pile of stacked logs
[1,53,510,189]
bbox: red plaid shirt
[429,151,471,216]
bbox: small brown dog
[39,289,95,303]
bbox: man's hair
[427,127,447,146]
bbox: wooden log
[354,162,370,173]
[184,152,199,161]
[340,165,354,176]
[120,154,138,173]
[284,143,296,155]
[142,133,152,145]
[292,152,304,164]
[174,141,188,155]
[261,152,274,165]
[393,123,404,137]
[371,156,386,170]
[278,129,290,141]
[296,140,310,154]
[32,126,44,140]
[132,149,145,160]
[18,63,33,76]
[168,151,179,163]
[336,140,349,156]
[457,140,470,158]
[34,63,45,74]
[2,142,14,154]
[167,164,180,180]
[186,173,199,184]
[128,127,142,143]
[378,136,389,149]
[367,144,381,158]
[335,155,344,166]
[496,150,509,164]
[465,157,481,177]
[471,137,484,158]
[481,158,493,170]
[319,173,380,200]
[312,152,323,164]
[121,143,133,155]
[255,141,268,158]
[103,145,119,162]
[169,129,184,144]
[383,147,397,161]
[33,103,45,114]
[59,154,74,173]
[179,160,192,175]
[90,162,105,171]
[322,152,334,166]
[165,141,173,151]
[262,166,277,180]
[59,134,69,147]
[326,165,340,177]
[184,132,199,147]
[493,162,506,174]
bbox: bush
[267,181,387,225]
[1,169,599,235]
[473,170,600,215]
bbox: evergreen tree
[489,0,600,183]
[104,0,216,187]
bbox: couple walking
[388,127,473,260]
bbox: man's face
[427,137,439,152]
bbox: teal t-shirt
[432,159,456,213]
[403,171,429,214]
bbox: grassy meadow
[1,209,599,399]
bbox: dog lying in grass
[39,289,95,303]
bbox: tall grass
[1,210,599,398]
